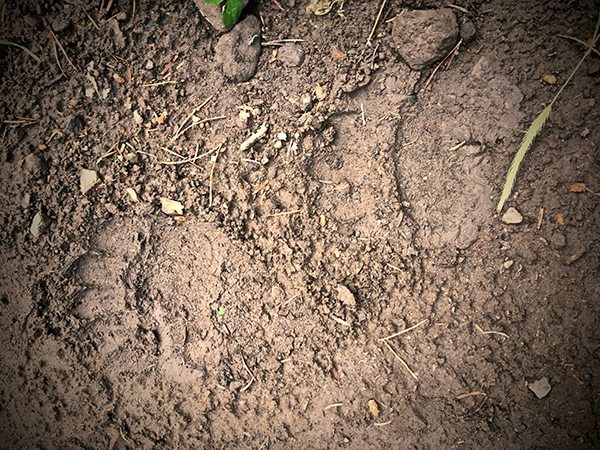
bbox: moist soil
[1,0,599,449]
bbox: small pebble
[503,260,514,269]
[301,93,312,112]
[277,132,287,141]
[133,110,143,124]
[460,20,476,42]
[30,212,50,238]
[80,169,98,194]
[502,207,523,224]
[146,60,154,70]
[52,18,70,32]
[273,141,283,149]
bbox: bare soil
[1,0,599,449]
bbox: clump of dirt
[1,0,599,449]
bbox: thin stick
[50,33,67,79]
[175,116,226,140]
[422,39,462,91]
[383,340,418,380]
[132,0,136,22]
[380,319,427,341]
[324,403,343,410]
[50,30,78,72]
[365,0,387,49]
[142,81,178,87]
[456,391,487,400]
[536,207,544,230]
[172,95,214,141]
[240,356,255,392]
[374,421,392,426]
[272,0,285,11]
[556,34,600,58]
[267,209,301,218]
[208,140,225,208]
[96,142,119,164]
[261,39,304,46]
[83,8,100,30]
[482,330,509,338]
[158,145,217,166]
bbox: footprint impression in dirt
[396,56,525,250]
[72,217,269,384]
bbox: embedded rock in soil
[528,377,551,399]
[51,18,69,32]
[80,169,98,195]
[65,115,84,136]
[215,15,262,82]
[460,20,476,42]
[30,211,50,238]
[337,285,356,309]
[502,207,523,224]
[278,43,305,67]
[193,0,250,32]
[392,9,459,70]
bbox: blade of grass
[497,9,600,213]
[0,40,41,63]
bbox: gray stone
[193,0,249,32]
[51,18,70,32]
[215,15,262,82]
[392,9,459,70]
[65,115,84,135]
[278,43,305,67]
[30,212,50,238]
[528,377,551,399]
[502,207,523,224]
[460,20,476,42]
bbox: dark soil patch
[1,0,599,449]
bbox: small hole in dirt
[1,296,8,305]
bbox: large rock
[392,9,459,70]
[215,15,261,82]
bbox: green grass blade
[496,104,552,213]
[0,40,41,63]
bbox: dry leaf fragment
[315,84,327,101]
[126,188,138,202]
[556,213,565,225]
[161,197,184,215]
[268,49,278,63]
[543,74,556,85]
[570,182,586,192]
[319,214,327,227]
[368,399,380,417]
[332,46,345,59]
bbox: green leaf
[217,306,225,315]
[496,105,551,213]
[203,0,225,4]
[0,40,41,63]
[222,0,242,27]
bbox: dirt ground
[1,0,599,448]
